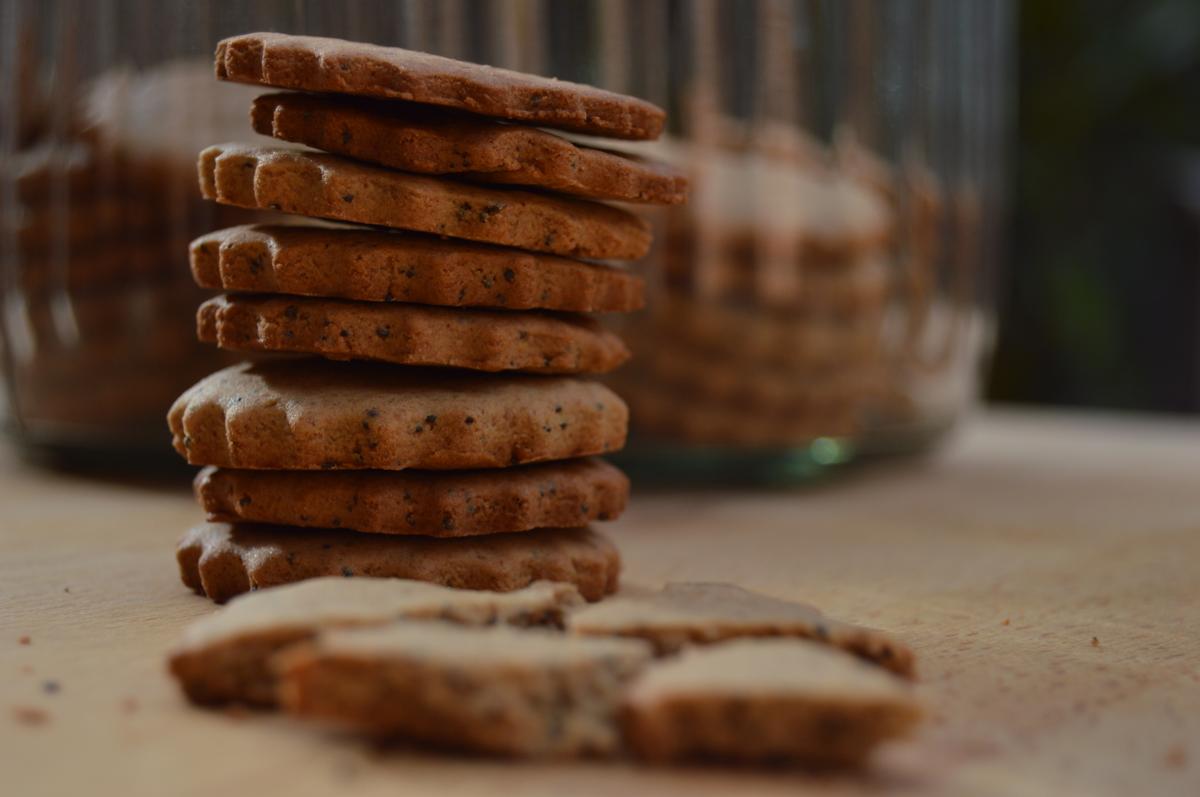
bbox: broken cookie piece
[621,638,922,766]
[278,621,652,757]
[169,577,582,706]
[567,582,914,678]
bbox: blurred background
[1,0,1196,482]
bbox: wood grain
[2,410,1198,796]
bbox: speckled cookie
[198,143,652,260]
[196,294,630,374]
[251,92,686,204]
[216,32,665,140]
[568,582,914,678]
[621,639,922,766]
[277,622,652,756]
[169,360,626,470]
[194,457,628,536]
[169,577,582,706]
[190,225,644,313]
[177,522,621,603]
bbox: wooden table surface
[3,409,1199,796]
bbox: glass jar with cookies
[0,0,1009,480]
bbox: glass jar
[0,0,1010,479]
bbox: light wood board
[2,409,1198,796]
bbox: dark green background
[989,0,1200,413]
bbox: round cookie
[198,143,652,260]
[216,32,665,140]
[194,458,629,537]
[190,225,644,313]
[177,522,622,603]
[168,360,628,470]
[251,92,686,204]
[196,294,630,374]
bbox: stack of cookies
[614,126,900,449]
[167,33,686,603]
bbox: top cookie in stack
[167,33,685,603]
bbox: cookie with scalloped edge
[189,225,644,313]
[194,457,628,536]
[168,359,628,471]
[216,32,665,140]
[196,293,629,374]
[198,143,652,260]
[251,92,685,203]
[177,522,621,603]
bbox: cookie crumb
[12,706,49,726]
[1091,636,1100,648]
[1001,618,1010,626]
[1164,745,1187,769]
[120,697,139,715]
[18,635,30,645]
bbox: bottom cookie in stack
[168,359,630,603]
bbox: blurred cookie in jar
[1,60,268,453]
[609,127,899,449]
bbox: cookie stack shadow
[167,33,686,603]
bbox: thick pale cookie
[190,225,644,313]
[198,143,652,260]
[168,360,628,470]
[621,638,922,766]
[177,522,621,603]
[568,582,914,678]
[169,577,582,706]
[277,622,652,756]
[194,458,628,536]
[216,32,665,140]
[196,294,630,374]
[251,92,686,204]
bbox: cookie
[194,457,628,536]
[621,638,922,766]
[251,92,686,204]
[168,360,628,470]
[635,336,884,412]
[10,194,167,252]
[620,383,858,447]
[177,522,621,603]
[661,245,892,314]
[190,225,644,313]
[568,582,914,678]
[196,294,630,374]
[18,242,174,295]
[216,32,665,140]
[169,577,582,706]
[276,621,652,756]
[642,294,881,368]
[198,143,652,260]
